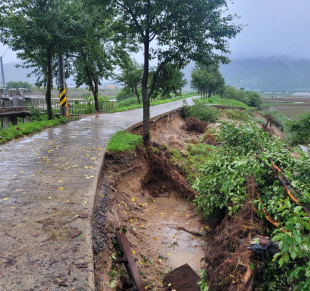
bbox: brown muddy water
[146,193,205,273]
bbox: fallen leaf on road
[3,198,9,201]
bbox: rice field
[262,95,310,120]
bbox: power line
[1,47,9,58]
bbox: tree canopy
[96,0,242,142]
[152,63,188,99]
[191,63,225,98]
[72,4,138,111]
[1,0,84,118]
[113,58,143,104]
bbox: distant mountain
[4,56,310,91]
[181,56,310,91]
[1,61,38,86]
[219,56,310,91]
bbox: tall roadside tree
[191,63,225,98]
[1,0,82,119]
[151,63,187,99]
[97,0,242,143]
[191,66,211,98]
[73,4,138,112]
[113,58,143,104]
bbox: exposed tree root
[203,176,264,291]
[137,143,197,199]
[181,116,208,132]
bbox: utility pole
[0,57,6,97]
[57,0,68,117]
[58,55,68,116]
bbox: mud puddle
[146,193,205,272]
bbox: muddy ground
[91,109,284,291]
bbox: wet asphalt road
[0,97,196,291]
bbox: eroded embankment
[92,110,210,290]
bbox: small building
[106,85,115,89]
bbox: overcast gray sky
[227,0,310,59]
[1,0,310,63]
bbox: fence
[0,96,116,116]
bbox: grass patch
[222,108,251,121]
[169,138,217,184]
[110,93,197,113]
[107,131,143,152]
[204,95,248,108]
[259,109,288,131]
[0,117,76,144]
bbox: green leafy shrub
[191,121,310,289]
[29,104,48,121]
[107,131,142,152]
[98,94,109,102]
[116,97,139,108]
[116,89,136,102]
[286,113,310,145]
[223,86,262,108]
[183,99,219,123]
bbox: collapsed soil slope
[92,109,287,291]
[93,110,209,290]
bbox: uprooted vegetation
[93,107,310,291]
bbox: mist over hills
[1,61,38,86]
[2,56,310,91]
[219,56,310,91]
[1,61,76,87]
[182,56,310,91]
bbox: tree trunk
[208,88,212,98]
[46,55,53,120]
[142,39,150,144]
[133,88,140,104]
[93,78,100,112]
